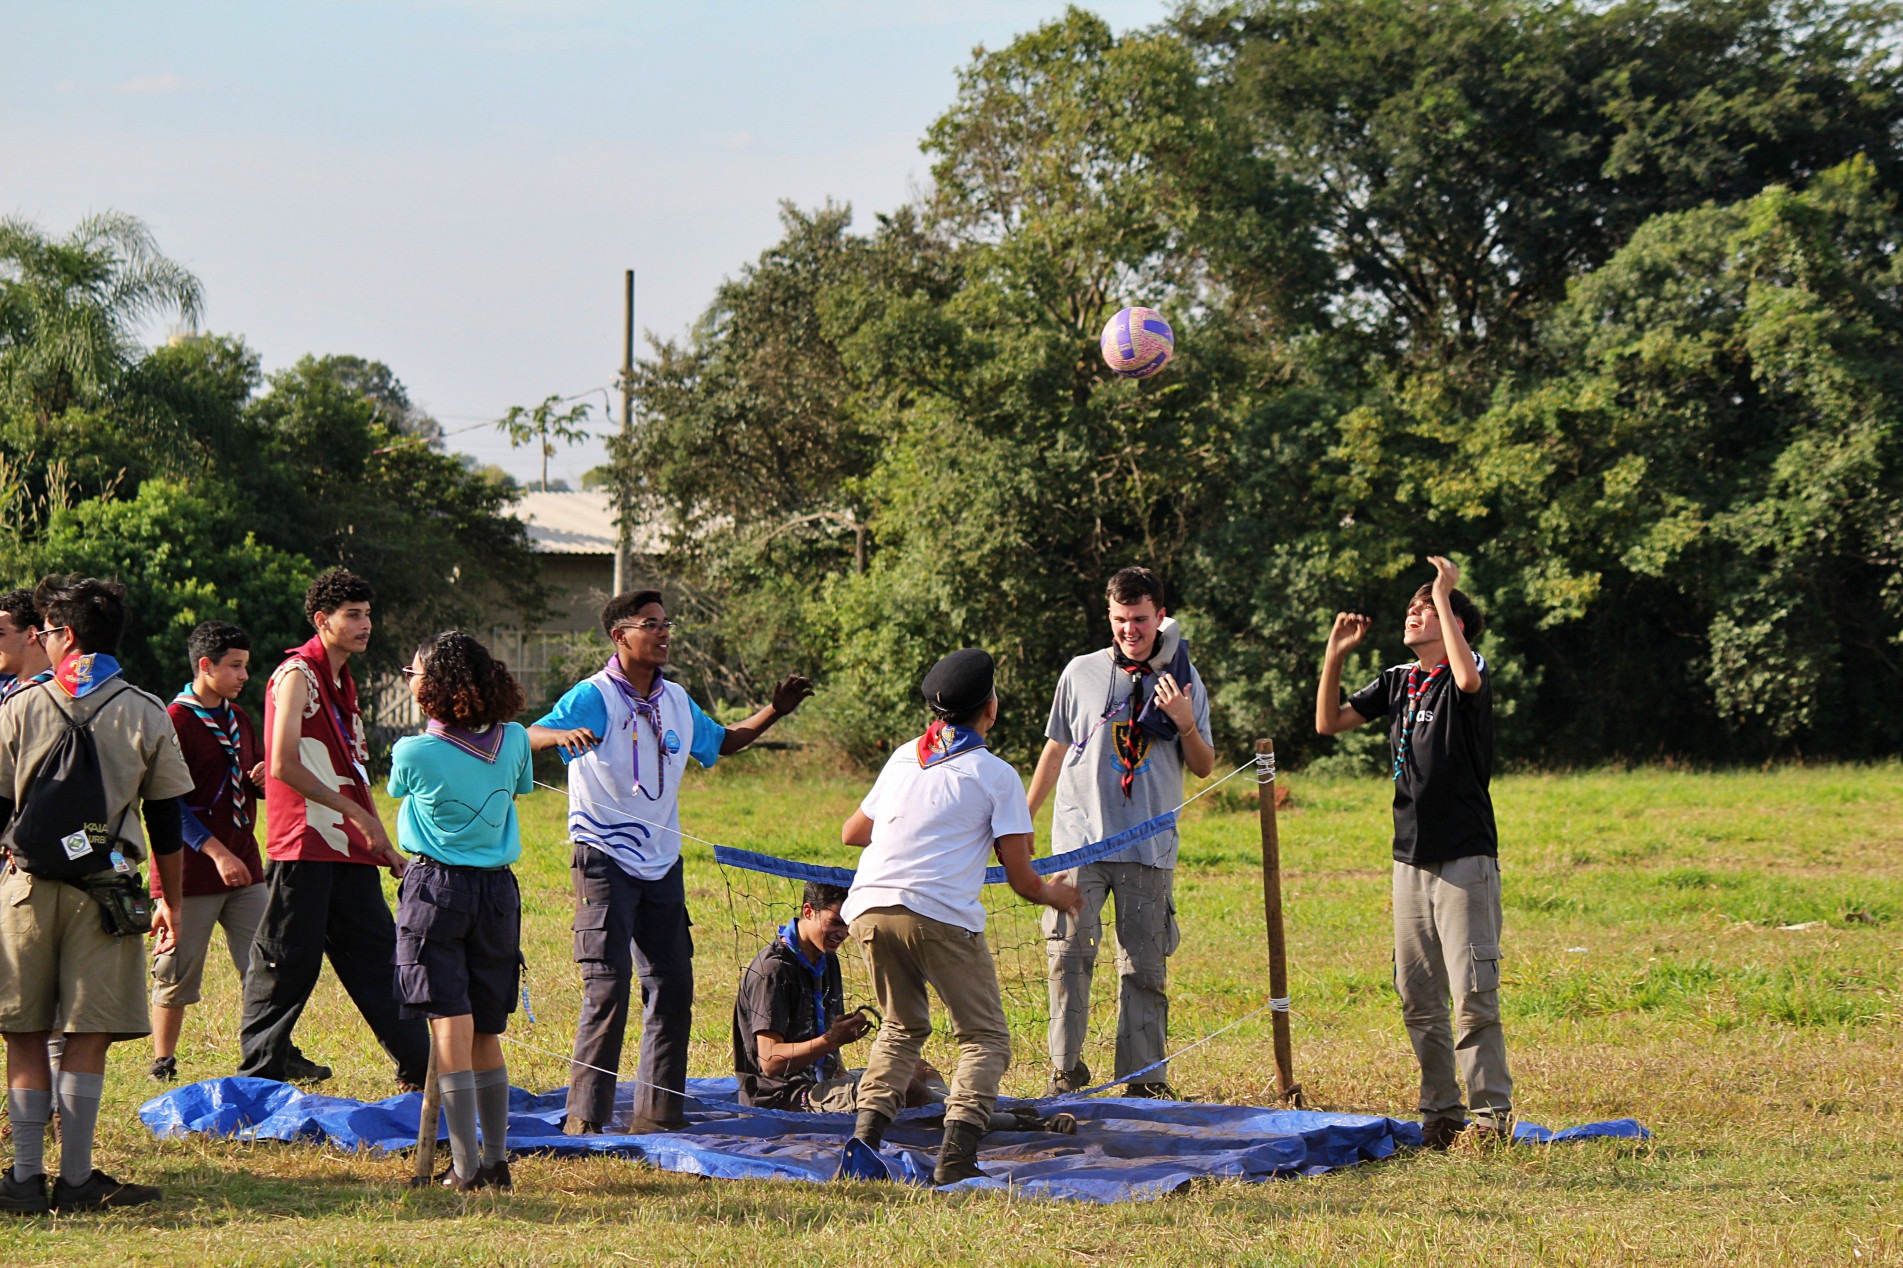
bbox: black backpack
[2,683,134,882]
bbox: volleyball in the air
[1100,306,1175,378]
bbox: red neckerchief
[285,634,374,812]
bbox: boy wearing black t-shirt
[1316,556,1513,1150]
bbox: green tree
[496,393,592,491]
[0,211,203,420]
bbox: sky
[2,0,1170,485]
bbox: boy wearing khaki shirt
[0,576,193,1213]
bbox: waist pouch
[75,870,152,938]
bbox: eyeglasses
[31,626,69,646]
[615,620,678,635]
[400,666,422,677]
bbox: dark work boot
[933,1118,986,1185]
[851,1108,891,1149]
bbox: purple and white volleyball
[1100,306,1175,379]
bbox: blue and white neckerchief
[1392,660,1449,782]
[0,668,53,704]
[425,718,505,763]
[916,719,987,769]
[778,919,832,1056]
[174,685,248,828]
[603,656,668,802]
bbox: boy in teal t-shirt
[386,631,534,1193]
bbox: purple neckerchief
[425,719,505,764]
[603,655,667,800]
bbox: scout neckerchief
[53,652,122,698]
[424,718,505,763]
[0,667,53,704]
[603,655,668,802]
[174,684,249,829]
[1392,659,1450,782]
[284,635,375,812]
[917,718,986,768]
[779,918,833,1064]
[1108,647,1156,798]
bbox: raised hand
[770,674,815,716]
[1153,672,1195,729]
[1428,555,1460,600]
[1327,612,1372,655]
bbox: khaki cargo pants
[1393,855,1514,1126]
[851,905,1011,1130]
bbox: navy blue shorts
[393,857,522,1034]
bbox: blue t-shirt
[387,722,534,868]
[536,679,726,769]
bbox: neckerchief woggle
[917,719,987,768]
[779,918,832,1062]
[54,653,122,699]
[174,685,249,828]
[603,655,668,801]
[425,718,505,764]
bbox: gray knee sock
[8,1088,52,1181]
[54,1070,104,1186]
[472,1064,509,1166]
[438,1069,480,1180]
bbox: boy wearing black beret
[839,649,1082,1185]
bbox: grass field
[3,759,1901,1264]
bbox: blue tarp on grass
[141,1076,1648,1203]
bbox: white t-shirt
[842,742,1033,933]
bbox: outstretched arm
[1428,556,1483,694]
[1316,612,1372,736]
[721,675,815,755]
[995,833,1082,915]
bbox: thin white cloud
[115,72,191,95]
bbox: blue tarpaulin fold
[142,1076,1647,1203]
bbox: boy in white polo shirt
[840,648,1081,1185]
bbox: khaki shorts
[0,864,151,1037]
[151,883,267,1009]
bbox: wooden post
[1256,738,1304,1106]
[409,1036,441,1188]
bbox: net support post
[409,1034,442,1188]
[1256,738,1304,1107]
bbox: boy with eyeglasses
[529,590,813,1135]
[0,575,194,1212]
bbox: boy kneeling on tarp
[839,649,1081,1185]
[731,880,1074,1135]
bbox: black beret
[921,648,995,717]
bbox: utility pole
[613,269,634,596]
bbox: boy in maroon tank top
[234,570,428,1089]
